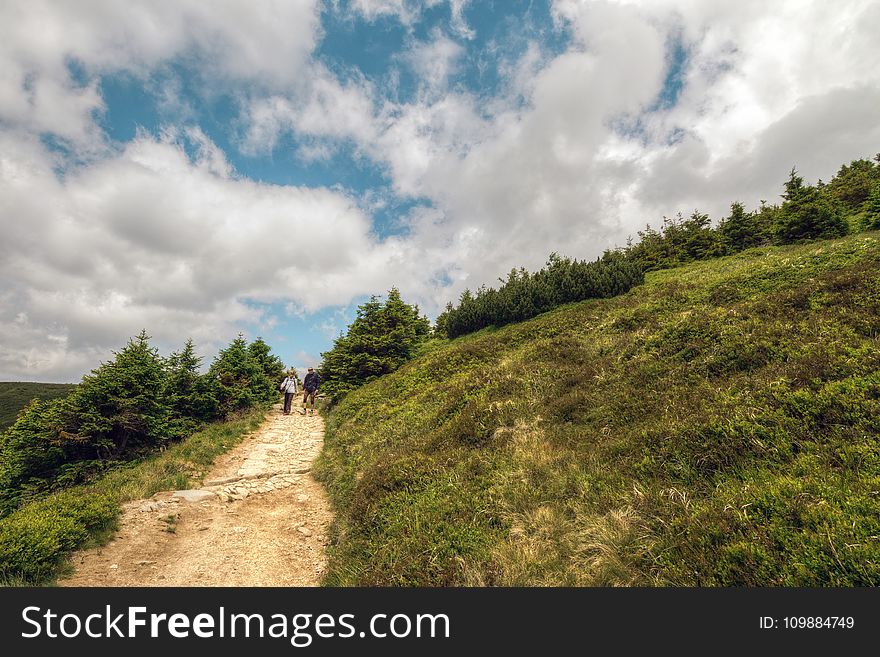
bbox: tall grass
[317,233,880,586]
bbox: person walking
[301,367,320,416]
[279,369,299,415]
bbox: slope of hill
[316,232,880,586]
[0,383,77,432]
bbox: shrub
[0,489,117,582]
[441,252,643,338]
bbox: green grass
[316,232,880,586]
[0,408,267,585]
[0,382,77,432]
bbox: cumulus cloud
[553,0,880,219]
[210,0,880,311]
[3,0,880,381]
[0,0,321,145]
[0,129,428,381]
[241,66,380,155]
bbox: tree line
[316,154,880,401]
[436,251,644,339]
[0,331,285,516]
[438,155,880,338]
[625,157,880,272]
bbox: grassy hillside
[316,232,880,586]
[0,383,77,432]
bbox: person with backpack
[301,367,320,416]
[279,369,299,415]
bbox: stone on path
[172,489,217,503]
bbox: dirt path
[59,407,332,586]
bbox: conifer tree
[165,338,219,437]
[320,289,430,399]
[209,334,274,417]
[825,158,880,212]
[0,399,66,515]
[776,172,848,243]
[862,184,880,231]
[247,337,286,389]
[64,330,170,458]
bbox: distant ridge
[0,382,77,432]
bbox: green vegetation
[0,383,76,432]
[320,288,430,400]
[0,408,265,584]
[210,335,283,417]
[436,156,880,340]
[437,252,644,339]
[0,331,283,516]
[0,326,282,585]
[316,232,880,586]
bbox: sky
[1,0,879,382]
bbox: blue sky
[2,0,879,381]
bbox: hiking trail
[60,407,332,586]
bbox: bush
[440,252,643,338]
[0,489,117,582]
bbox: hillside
[0,383,77,432]
[316,232,880,586]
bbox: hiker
[301,367,320,416]
[279,369,299,415]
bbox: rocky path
[59,408,332,586]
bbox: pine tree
[440,252,643,338]
[165,339,219,437]
[247,337,286,392]
[0,398,66,515]
[64,330,170,458]
[720,202,750,252]
[776,183,848,243]
[319,289,430,399]
[825,158,880,212]
[861,183,880,231]
[782,168,806,202]
[209,334,273,417]
[680,210,725,261]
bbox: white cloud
[344,0,443,25]
[239,0,880,314]
[3,0,880,382]
[0,0,321,146]
[384,0,880,305]
[0,130,429,381]
[241,66,380,154]
[404,30,465,98]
